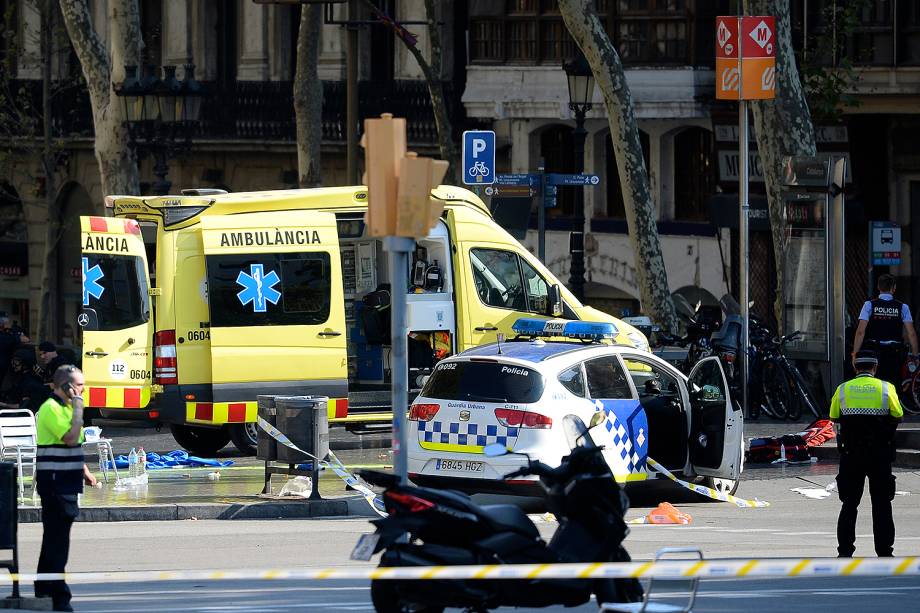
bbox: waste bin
[1,462,19,598]
[274,396,329,464]
[0,463,15,551]
[256,395,278,461]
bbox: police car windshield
[422,361,544,404]
[82,254,149,331]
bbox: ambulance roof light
[511,318,618,341]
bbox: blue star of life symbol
[236,264,281,313]
[82,257,105,306]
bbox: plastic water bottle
[137,447,147,477]
[128,448,138,479]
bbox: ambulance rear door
[80,216,155,410]
[200,211,348,402]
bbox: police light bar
[511,318,618,340]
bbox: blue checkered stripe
[594,399,647,474]
[417,420,520,448]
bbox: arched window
[604,130,649,219]
[539,125,576,217]
[673,127,716,222]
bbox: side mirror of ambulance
[547,285,563,317]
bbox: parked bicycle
[753,329,824,421]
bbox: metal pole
[347,0,359,185]
[385,236,414,484]
[568,110,587,303]
[740,101,750,419]
[830,157,848,390]
[538,157,546,262]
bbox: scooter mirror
[482,443,509,458]
[589,411,606,429]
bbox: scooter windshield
[562,414,597,450]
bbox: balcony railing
[9,79,462,145]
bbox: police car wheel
[702,476,739,497]
[169,424,231,456]
[230,423,258,455]
[370,579,445,613]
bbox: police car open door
[200,212,348,402]
[79,216,155,410]
[686,357,743,480]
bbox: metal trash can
[256,395,278,461]
[274,396,329,464]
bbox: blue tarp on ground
[105,450,234,470]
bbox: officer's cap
[854,350,879,367]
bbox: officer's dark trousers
[34,492,79,607]
[836,449,895,557]
[876,346,904,389]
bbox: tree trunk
[293,5,323,188]
[36,0,56,342]
[745,0,817,330]
[558,0,678,333]
[362,0,459,181]
[59,0,139,196]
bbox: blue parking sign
[462,130,495,185]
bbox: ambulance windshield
[422,361,545,404]
[81,254,149,331]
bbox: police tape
[4,557,919,584]
[256,416,386,516]
[646,458,770,508]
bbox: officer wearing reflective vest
[852,273,919,386]
[34,364,85,612]
[830,350,902,558]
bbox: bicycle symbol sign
[462,130,495,185]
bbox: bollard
[0,462,19,599]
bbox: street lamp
[563,52,595,303]
[115,64,205,196]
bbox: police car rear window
[206,252,331,327]
[422,361,544,404]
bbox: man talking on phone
[33,365,86,612]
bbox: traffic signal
[396,152,449,237]
[362,113,449,238]
[362,113,406,238]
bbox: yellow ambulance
[79,185,648,455]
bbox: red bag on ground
[798,419,835,447]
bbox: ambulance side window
[206,252,331,327]
[558,365,586,398]
[584,356,632,399]
[470,248,550,314]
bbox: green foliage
[797,0,872,121]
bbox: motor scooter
[354,413,643,612]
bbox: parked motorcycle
[354,413,643,612]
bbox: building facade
[2,0,920,351]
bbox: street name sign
[546,173,601,186]
[462,130,495,185]
[495,173,541,186]
[484,185,535,198]
[715,16,776,100]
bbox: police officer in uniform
[34,365,86,612]
[830,350,903,558]
[852,274,919,386]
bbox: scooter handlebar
[503,460,558,481]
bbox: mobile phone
[63,383,75,398]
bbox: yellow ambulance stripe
[419,441,485,454]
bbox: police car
[407,318,743,497]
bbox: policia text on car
[830,350,903,558]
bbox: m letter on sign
[715,16,776,101]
